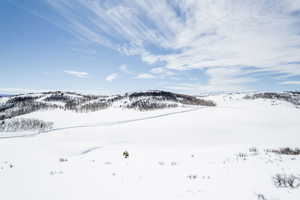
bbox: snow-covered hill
[0,90,215,119]
[0,90,216,135]
[1,90,300,135]
[202,91,300,108]
[0,91,299,200]
[245,91,300,106]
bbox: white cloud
[105,73,118,82]
[280,81,300,85]
[166,66,257,93]
[134,73,155,79]
[205,67,257,86]
[46,0,300,91]
[119,64,134,74]
[64,70,88,78]
[150,67,175,77]
[120,64,158,80]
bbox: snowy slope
[0,91,299,200]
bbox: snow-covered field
[0,93,300,200]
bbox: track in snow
[80,146,103,155]
[0,107,204,139]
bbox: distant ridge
[0,90,216,120]
[0,94,11,97]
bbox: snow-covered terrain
[0,91,299,200]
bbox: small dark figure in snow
[123,151,129,159]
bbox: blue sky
[1,0,300,95]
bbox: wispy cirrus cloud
[46,0,300,91]
[64,70,89,78]
[166,66,257,92]
[105,73,118,82]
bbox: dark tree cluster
[129,91,179,100]
[44,94,71,102]
[176,94,216,106]
[0,118,53,132]
[0,101,62,120]
[267,147,300,155]
[127,99,179,111]
[273,174,300,188]
[77,102,111,112]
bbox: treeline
[0,102,62,121]
[0,118,53,132]
[244,92,300,105]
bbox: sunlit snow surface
[0,93,300,200]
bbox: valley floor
[0,96,300,200]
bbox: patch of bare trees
[267,147,300,155]
[0,118,53,132]
[273,174,300,189]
